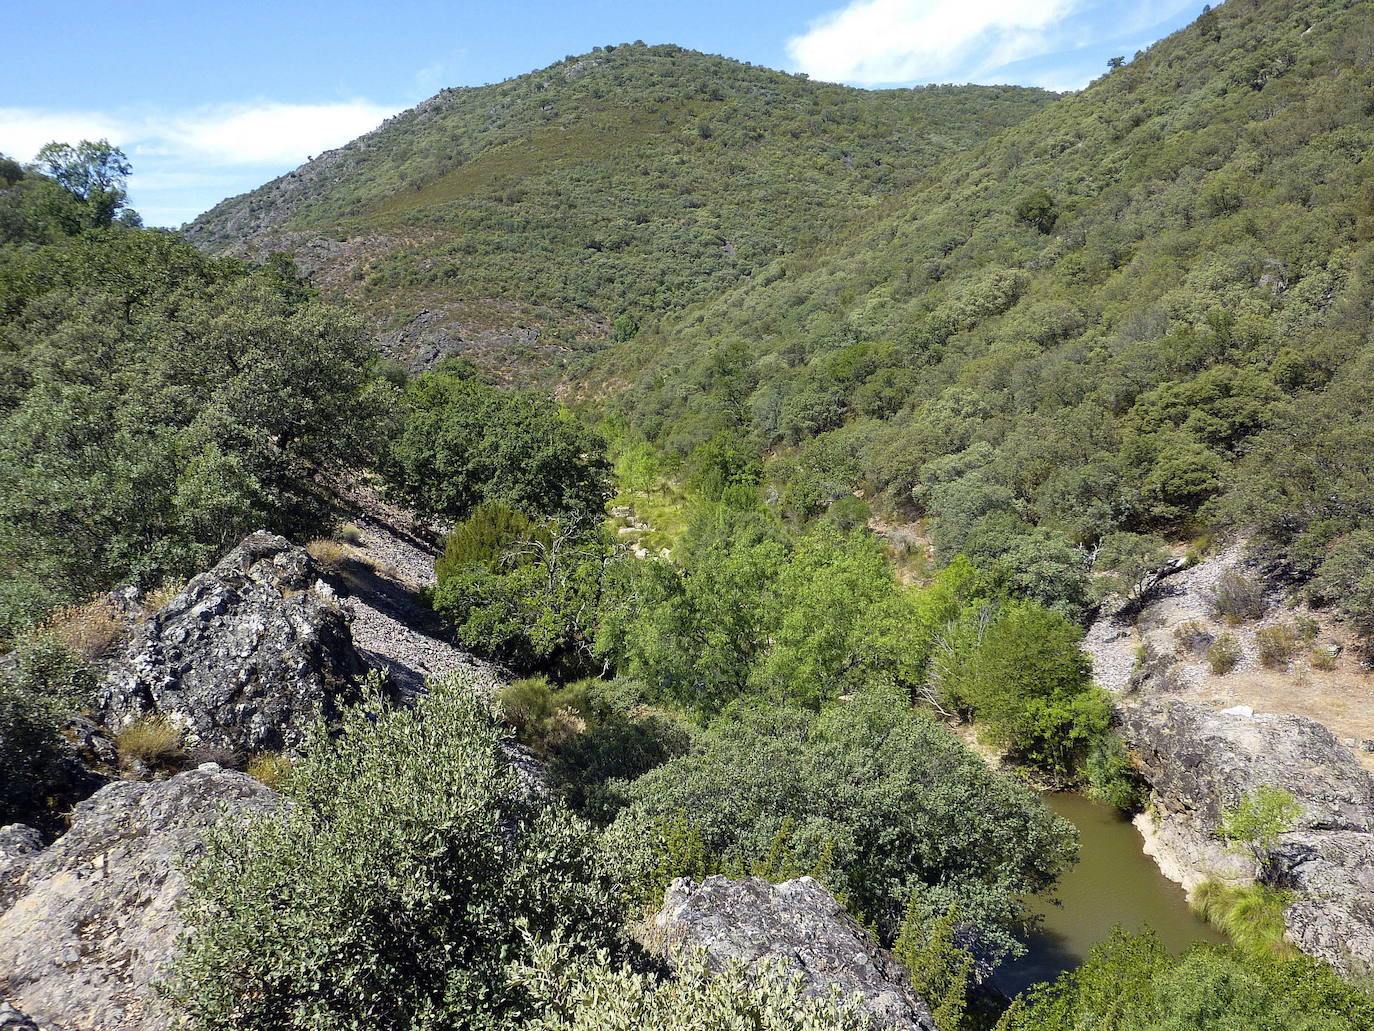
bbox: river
[990,792,1227,997]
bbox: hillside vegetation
[186,45,1054,368]
[592,0,1374,638]
[7,0,1374,1027]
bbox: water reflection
[990,792,1226,998]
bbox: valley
[3,0,1374,1028]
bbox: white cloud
[786,0,1085,85]
[0,99,399,226]
[0,108,130,163]
[0,101,392,168]
[162,101,393,165]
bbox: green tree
[0,232,388,639]
[390,369,611,521]
[1094,531,1171,604]
[1217,786,1303,873]
[34,139,134,228]
[944,601,1109,776]
[434,513,617,673]
[607,690,1078,960]
[1014,190,1058,233]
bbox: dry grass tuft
[1256,624,1301,669]
[41,596,125,661]
[1207,634,1242,675]
[116,714,186,768]
[246,751,293,789]
[142,580,186,614]
[306,538,354,572]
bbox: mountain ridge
[184,43,1057,375]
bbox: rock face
[1120,700,1374,973]
[654,876,937,1030]
[100,532,365,756]
[0,764,278,1031]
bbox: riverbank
[991,793,1224,997]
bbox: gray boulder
[654,875,938,1030]
[0,1004,38,1031]
[99,531,365,756]
[1120,700,1374,833]
[1120,700,1374,973]
[0,764,278,1031]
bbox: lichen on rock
[0,764,279,1031]
[652,875,938,1030]
[98,531,366,756]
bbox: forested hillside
[186,45,1054,370]
[592,0,1374,635]
[6,1,1374,1028]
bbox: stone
[1120,699,1374,974]
[1120,700,1374,833]
[0,1004,38,1031]
[0,765,279,1031]
[653,875,938,1030]
[99,531,366,756]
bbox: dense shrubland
[11,0,1374,1024]
[0,147,390,643]
[996,929,1374,1031]
[587,0,1374,643]
[188,46,1055,347]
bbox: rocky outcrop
[0,764,278,1031]
[654,876,937,1030]
[1121,700,1374,973]
[99,532,365,757]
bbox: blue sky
[2,0,1205,227]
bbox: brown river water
[990,792,1227,997]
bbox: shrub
[1191,880,1296,959]
[606,690,1077,961]
[1217,785,1302,873]
[337,523,365,544]
[998,928,1374,1031]
[115,715,185,769]
[435,503,535,581]
[515,944,871,1030]
[3,633,97,708]
[1256,624,1301,668]
[892,890,974,1031]
[496,676,589,752]
[166,674,621,1030]
[823,494,871,531]
[1310,644,1339,671]
[1208,569,1267,624]
[1207,634,1242,674]
[1084,734,1147,812]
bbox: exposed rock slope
[99,532,364,756]
[0,765,278,1031]
[1120,699,1374,974]
[654,875,938,1031]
